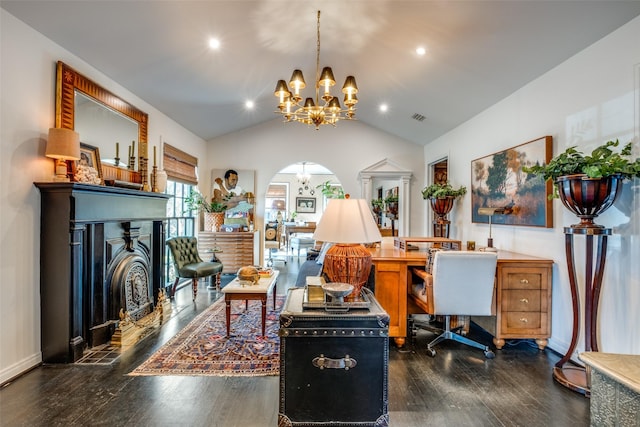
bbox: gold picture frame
[471,136,553,228]
[73,142,103,182]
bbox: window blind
[163,143,198,185]
[266,184,287,198]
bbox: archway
[263,162,342,265]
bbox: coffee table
[222,270,279,337]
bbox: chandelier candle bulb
[153,146,156,167]
[115,142,119,158]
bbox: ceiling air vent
[411,113,426,122]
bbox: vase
[154,169,167,193]
[429,197,455,222]
[555,174,622,229]
[204,212,225,231]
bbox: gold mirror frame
[55,61,148,158]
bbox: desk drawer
[503,270,543,290]
[502,312,542,331]
[502,290,541,312]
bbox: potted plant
[523,140,640,228]
[384,194,399,216]
[371,198,384,215]
[316,181,345,199]
[421,182,467,222]
[185,190,229,231]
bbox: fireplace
[36,183,169,362]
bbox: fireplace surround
[35,183,169,362]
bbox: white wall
[205,119,426,247]
[428,16,640,358]
[0,10,207,384]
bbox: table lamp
[312,196,382,297]
[478,206,511,251]
[45,128,80,182]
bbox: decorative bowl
[237,266,259,286]
[322,282,354,304]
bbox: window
[163,180,196,288]
[265,183,289,222]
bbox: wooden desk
[283,224,316,246]
[369,248,552,349]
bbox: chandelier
[297,162,311,186]
[274,10,358,129]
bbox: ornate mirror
[55,61,148,159]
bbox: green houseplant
[384,193,399,216]
[185,189,228,213]
[371,198,384,214]
[421,182,467,200]
[185,190,229,231]
[316,181,345,199]
[523,139,640,228]
[422,182,467,226]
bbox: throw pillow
[316,242,334,265]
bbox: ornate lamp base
[323,243,372,298]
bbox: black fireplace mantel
[35,183,170,362]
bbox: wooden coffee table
[222,270,279,337]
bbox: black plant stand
[553,226,611,396]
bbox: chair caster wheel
[427,348,436,357]
[484,350,495,359]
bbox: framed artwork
[75,142,103,180]
[296,197,316,213]
[210,168,256,210]
[471,136,553,228]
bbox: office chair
[409,250,498,358]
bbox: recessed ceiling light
[416,46,426,56]
[379,104,388,113]
[209,38,221,50]
[245,100,255,109]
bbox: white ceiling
[3,0,640,146]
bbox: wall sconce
[45,128,80,182]
[478,206,513,251]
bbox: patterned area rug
[129,295,283,376]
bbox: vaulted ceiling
[3,0,640,146]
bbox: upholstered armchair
[166,236,223,300]
[409,250,498,358]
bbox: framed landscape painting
[471,136,553,228]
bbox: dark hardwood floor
[0,255,589,426]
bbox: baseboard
[0,352,42,387]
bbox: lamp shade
[46,128,80,160]
[313,198,382,244]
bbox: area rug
[129,295,284,377]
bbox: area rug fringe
[129,295,283,377]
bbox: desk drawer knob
[519,318,529,324]
[519,298,529,304]
[520,279,529,284]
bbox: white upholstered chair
[410,250,498,358]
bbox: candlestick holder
[114,156,120,167]
[151,165,158,192]
[129,155,136,170]
[140,157,150,192]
